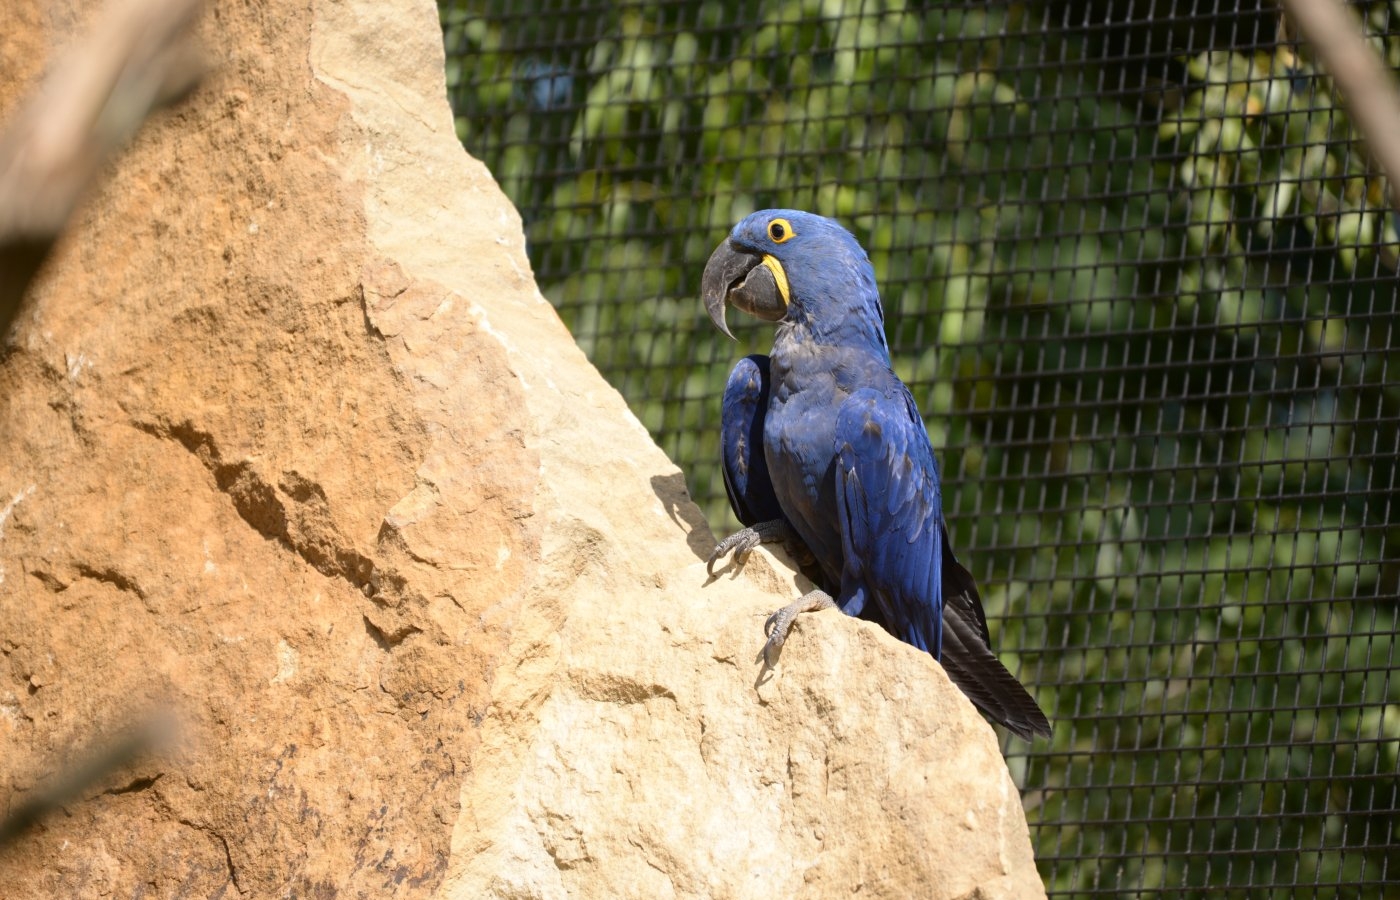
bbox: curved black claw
[706,518,793,576]
[760,590,838,666]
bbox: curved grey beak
[701,239,787,340]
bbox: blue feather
[719,354,783,526]
[709,209,1052,739]
[834,388,944,656]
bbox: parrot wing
[835,386,1052,739]
[833,387,945,657]
[719,354,784,526]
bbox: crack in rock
[134,418,376,592]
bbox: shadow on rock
[650,472,715,562]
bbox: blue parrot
[702,209,1051,741]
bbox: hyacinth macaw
[702,209,1051,741]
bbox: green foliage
[1161,37,1400,276]
[441,1,1399,894]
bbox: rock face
[0,1,1047,899]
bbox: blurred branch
[1278,0,1400,212]
[0,0,206,340]
[0,713,177,846]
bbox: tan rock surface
[0,1,1046,898]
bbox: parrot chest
[765,336,889,464]
[764,338,888,581]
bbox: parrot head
[701,209,880,340]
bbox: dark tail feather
[941,542,1052,741]
[941,596,1053,740]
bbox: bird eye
[768,218,794,244]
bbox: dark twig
[0,714,177,846]
[0,0,206,339]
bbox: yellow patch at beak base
[761,254,791,307]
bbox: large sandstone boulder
[0,1,1047,898]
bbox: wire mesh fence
[441,1,1398,895]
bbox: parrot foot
[761,590,837,665]
[706,519,793,576]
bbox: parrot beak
[701,239,789,340]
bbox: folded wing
[719,354,784,526]
[833,387,944,657]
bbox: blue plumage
[721,211,945,653]
[834,388,944,656]
[702,209,1051,740]
[719,354,783,527]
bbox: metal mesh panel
[441,1,1399,895]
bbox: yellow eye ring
[768,217,795,244]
